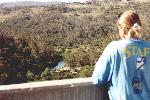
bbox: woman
[92,10,150,100]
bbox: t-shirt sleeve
[92,42,115,85]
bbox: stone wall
[0,78,109,100]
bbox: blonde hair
[118,10,142,39]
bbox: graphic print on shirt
[132,56,146,94]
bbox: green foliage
[26,70,34,81]
[40,67,51,80]
[0,73,8,84]
[0,28,62,84]
[64,47,98,68]
[78,65,94,77]
[50,69,78,80]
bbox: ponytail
[128,23,141,39]
[117,10,142,39]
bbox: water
[55,61,64,69]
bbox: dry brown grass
[0,11,19,22]
[0,7,46,23]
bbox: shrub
[78,65,94,77]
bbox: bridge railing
[0,77,109,100]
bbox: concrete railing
[0,78,109,100]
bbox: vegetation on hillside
[0,1,150,84]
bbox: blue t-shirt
[92,39,150,100]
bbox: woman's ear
[118,26,128,39]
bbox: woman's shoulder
[108,39,150,48]
[105,41,121,52]
[106,39,137,49]
[107,40,122,47]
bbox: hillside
[0,1,150,84]
[0,1,62,7]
